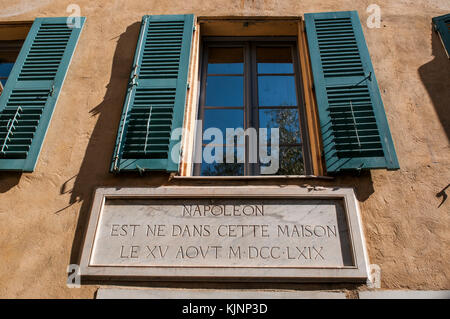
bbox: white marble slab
[80,186,369,282]
[96,288,347,299]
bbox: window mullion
[244,41,253,176]
[248,42,258,176]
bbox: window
[194,39,312,176]
[0,18,85,172]
[111,12,400,176]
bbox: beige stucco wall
[0,0,449,298]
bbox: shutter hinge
[129,65,139,88]
[136,164,145,176]
[187,82,190,89]
[49,85,55,96]
[112,166,120,174]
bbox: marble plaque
[80,187,369,282]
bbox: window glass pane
[0,62,14,86]
[206,76,243,106]
[208,47,244,74]
[209,63,243,74]
[261,146,304,175]
[201,146,245,176]
[258,63,293,74]
[203,109,244,139]
[197,42,307,176]
[258,75,297,106]
[259,108,301,144]
[257,47,293,74]
[279,146,304,175]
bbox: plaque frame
[79,186,370,282]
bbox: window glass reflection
[206,76,243,106]
[208,47,244,74]
[261,146,304,175]
[203,109,244,138]
[201,146,245,176]
[259,109,301,144]
[258,75,297,106]
[257,47,293,74]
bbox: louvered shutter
[432,13,450,59]
[111,14,194,173]
[305,11,399,172]
[0,17,85,172]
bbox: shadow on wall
[418,25,450,141]
[68,22,171,266]
[0,172,21,193]
[330,170,374,203]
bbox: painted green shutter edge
[110,14,194,173]
[305,11,399,173]
[0,17,86,172]
[432,13,450,59]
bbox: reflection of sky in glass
[201,146,245,176]
[203,109,244,139]
[0,63,14,86]
[258,63,293,74]
[259,109,300,144]
[206,76,243,106]
[258,76,297,106]
[208,63,243,74]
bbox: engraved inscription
[90,199,354,268]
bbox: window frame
[193,36,313,176]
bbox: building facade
[0,0,449,299]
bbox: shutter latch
[50,84,55,96]
[351,71,372,88]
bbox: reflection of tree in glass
[277,147,304,175]
[262,108,300,144]
[200,108,304,176]
[263,108,304,175]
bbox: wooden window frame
[193,37,313,176]
[179,17,325,177]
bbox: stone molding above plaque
[79,186,370,282]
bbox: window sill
[174,175,333,180]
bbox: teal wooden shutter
[111,14,194,173]
[432,13,450,58]
[305,11,399,172]
[0,17,85,172]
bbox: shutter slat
[111,14,194,173]
[305,11,399,172]
[0,17,85,171]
